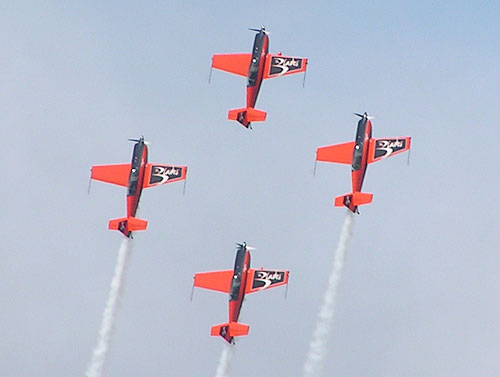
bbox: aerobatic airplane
[316,113,411,213]
[211,26,307,129]
[90,137,187,237]
[193,242,289,344]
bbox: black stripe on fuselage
[247,32,265,87]
[128,142,146,196]
[352,118,367,171]
[229,246,250,302]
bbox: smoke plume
[215,342,235,377]
[86,238,133,377]
[303,211,355,377]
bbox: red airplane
[211,26,308,129]
[193,242,289,344]
[90,137,187,237]
[316,113,411,213]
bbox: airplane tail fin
[211,321,249,343]
[228,107,266,128]
[334,192,373,212]
[108,216,148,237]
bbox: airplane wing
[368,137,411,163]
[193,270,233,293]
[91,164,131,187]
[263,54,307,79]
[143,164,187,188]
[316,141,355,164]
[245,269,289,294]
[212,53,252,77]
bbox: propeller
[248,25,269,35]
[354,112,375,120]
[236,242,255,251]
[128,136,150,145]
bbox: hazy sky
[1,1,499,376]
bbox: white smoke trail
[215,343,235,377]
[86,238,133,377]
[303,211,355,377]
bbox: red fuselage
[126,141,148,220]
[225,246,251,342]
[246,31,269,109]
[348,116,373,212]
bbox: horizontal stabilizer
[211,322,249,338]
[228,107,267,128]
[335,192,373,210]
[126,217,148,231]
[246,107,267,122]
[352,192,373,206]
[334,195,349,208]
[316,142,355,164]
[108,216,148,237]
[108,217,128,231]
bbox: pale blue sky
[0,1,499,376]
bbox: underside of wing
[212,53,252,77]
[143,164,187,188]
[316,141,355,164]
[263,54,307,79]
[193,270,234,293]
[91,163,130,187]
[368,137,411,163]
[245,269,289,294]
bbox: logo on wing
[149,165,183,185]
[269,57,303,76]
[374,139,407,159]
[252,270,285,290]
